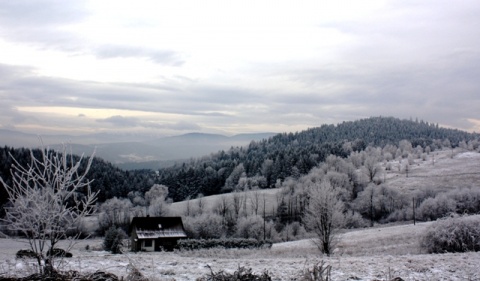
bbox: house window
[144,240,152,247]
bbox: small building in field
[129,216,187,252]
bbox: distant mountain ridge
[0,129,277,166]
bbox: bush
[47,248,73,258]
[103,226,127,254]
[344,211,369,228]
[278,222,308,242]
[421,215,480,253]
[16,249,37,259]
[417,194,456,221]
[450,187,480,214]
[198,265,272,281]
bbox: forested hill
[0,117,477,207]
[0,148,156,209]
[159,117,477,201]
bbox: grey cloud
[0,1,87,26]
[258,53,480,132]
[0,63,235,119]
[0,1,88,50]
[95,45,184,66]
[95,116,201,132]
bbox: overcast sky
[1,0,479,138]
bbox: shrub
[278,222,308,242]
[344,211,369,228]
[300,261,332,281]
[16,249,38,259]
[47,248,73,258]
[450,187,480,214]
[417,194,456,221]
[421,215,480,253]
[103,226,127,254]
[198,265,272,281]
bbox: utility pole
[263,194,266,241]
[370,189,374,227]
[413,197,416,225]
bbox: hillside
[1,117,478,208]
[168,148,480,217]
[158,117,478,201]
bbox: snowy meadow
[1,218,479,281]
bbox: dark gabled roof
[129,216,187,239]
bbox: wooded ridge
[0,116,477,208]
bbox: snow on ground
[382,149,480,193]
[2,219,480,281]
[2,150,479,280]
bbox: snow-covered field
[2,218,479,281]
[2,150,479,280]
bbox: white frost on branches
[0,145,98,273]
[304,180,345,256]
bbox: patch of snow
[456,151,480,158]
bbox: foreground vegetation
[1,215,479,280]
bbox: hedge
[178,238,272,250]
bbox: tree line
[1,116,478,209]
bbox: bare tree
[303,181,345,256]
[197,193,205,215]
[249,189,261,216]
[0,145,98,274]
[184,196,192,217]
[215,195,230,218]
[232,191,245,219]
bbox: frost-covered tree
[149,197,170,217]
[235,215,265,240]
[98,197,132,232]
[183,213,226,239]
[362,156,381,183]
[0,146,98,274]
[304,181,345,256]
[144,184,169,205]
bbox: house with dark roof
[129,216,187,252]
